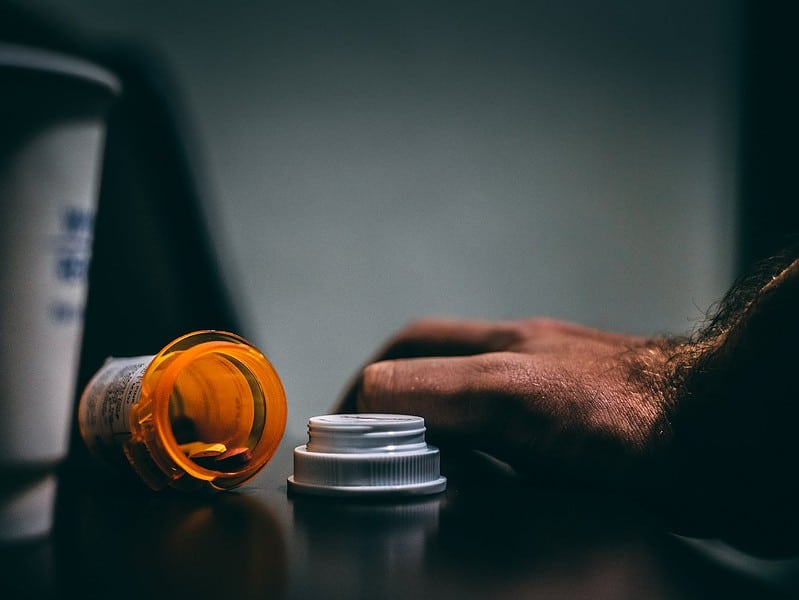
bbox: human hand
[333,255,799,555]
[334,317,676,489]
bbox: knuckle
[399,317,439,337]
[493,322,528,349]
[518,317,562,334]
[360,361,395,408]
[386,317,436,348]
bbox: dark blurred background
[2,1,796,438]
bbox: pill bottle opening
[142,331,286,490]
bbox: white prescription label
[79,355,154,465]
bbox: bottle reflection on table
[51,473,287,600]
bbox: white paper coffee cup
[0,43,120,541]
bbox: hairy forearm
[658,249,799,554]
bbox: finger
[356,352,533,444]
[515,318,648,349]
[380,317,524,359]
[331,317,522,414]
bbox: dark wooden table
[3,437,799,599]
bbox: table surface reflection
[3,438,799,599]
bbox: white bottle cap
[288,414,447,497]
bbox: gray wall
[36,1,741,436]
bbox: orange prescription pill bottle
[78,330,287,491]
